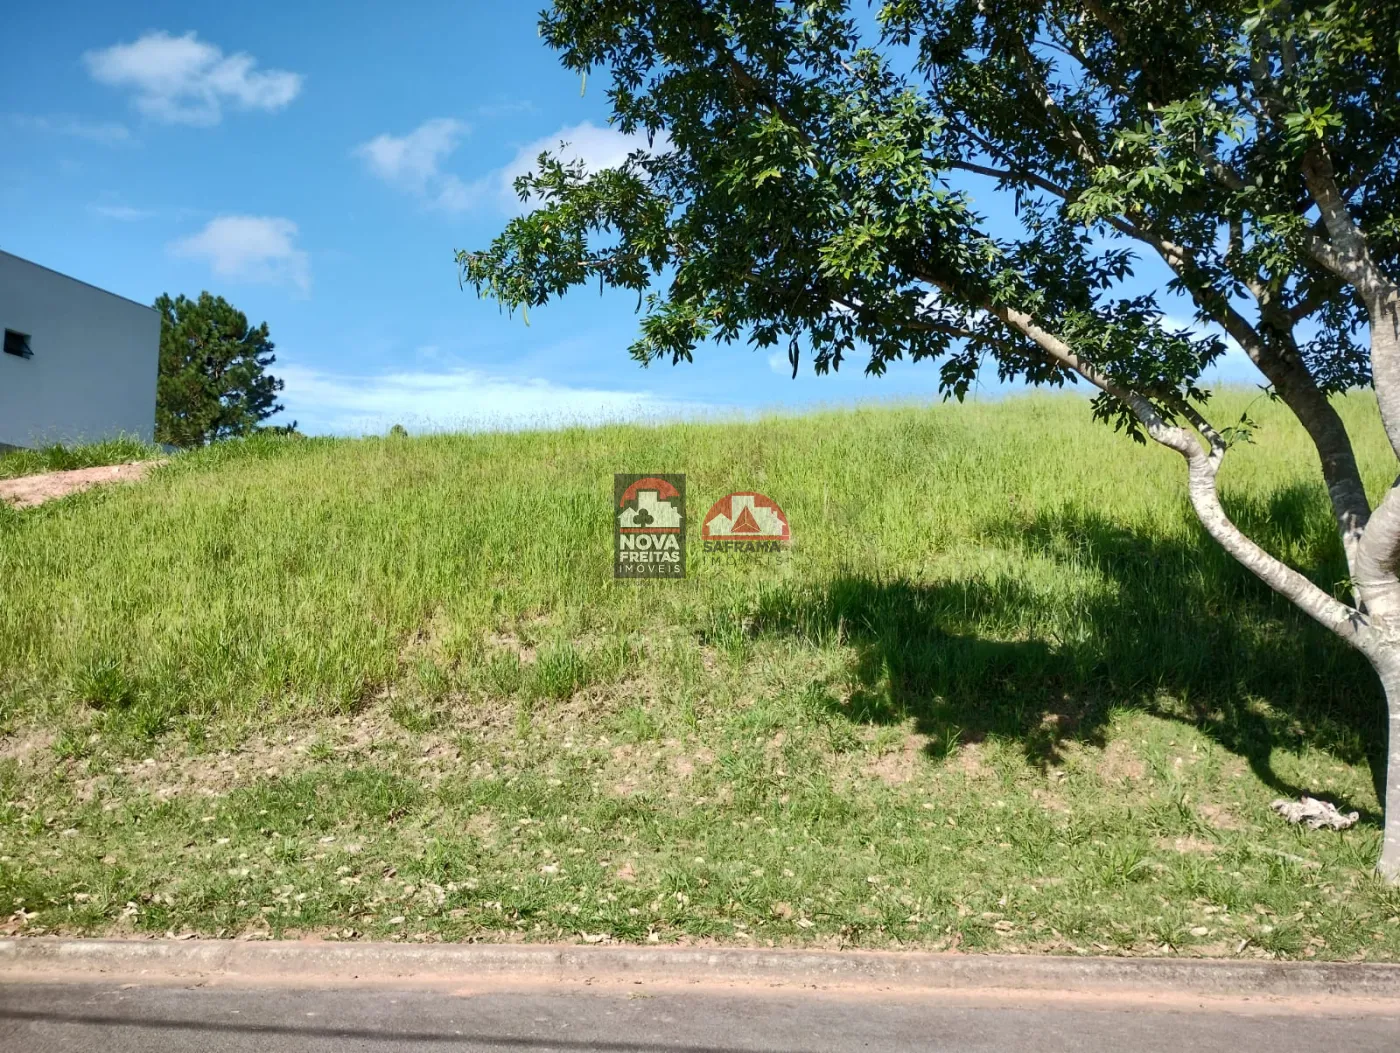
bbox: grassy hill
[2,392,1398,957]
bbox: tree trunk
[1368,295,1400,476]
[1363,287,1400,883]
[1369,646,1400,883]
[1261,357,1370,577]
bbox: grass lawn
[1,392,1399,958]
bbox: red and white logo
[701,492,790,552]
[614,474,686,579]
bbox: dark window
[3,330,32,359]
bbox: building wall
[0,250,160,448]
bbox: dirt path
[0,461,166,510]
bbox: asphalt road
[1,980,1396,1052]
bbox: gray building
[0,250,160,450]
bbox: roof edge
[0,249,158,315]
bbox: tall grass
[0,392,1389,742]
[0,436,163,481]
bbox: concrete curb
[3,939,1400,999]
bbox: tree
[154,292,293,447]
[459,0,1400,879]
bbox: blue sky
[1,2,1264,435]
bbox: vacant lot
[1,393,1398,957]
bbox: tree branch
[1288,282,1335,324]
[1300,148,1393,298]
[1004,33,1104,169]
[927,279,1363,642]
[943,158,1073,201]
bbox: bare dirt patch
[484,631,538,664]
[463,812,497,841]
[0,729,56,767]
[1031,786,1071,813]
[864,733,930,785]
[0,461,165,509]
[669,745,714,779]
[1159,835,1219,855]
[947,741,993,779]
[14,709,446,810]
[1098,740,1147,784]
[1198,803,1244,831]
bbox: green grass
[1,392,1399,957]
[0,437,164,481]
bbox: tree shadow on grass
[742,481,1385,819]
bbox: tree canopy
[465,2,1392,399]
[461,0,1400,878]
[154,292,292,448]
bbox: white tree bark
[1369,652,1400,882]
[1387,700,1400,881]
[1292,148,1400,881]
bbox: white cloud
[169,215,310,294]
[276,363,706,435]
[484,121,668,214]
[90,203,155,221]
[83,31,302,126]
[353,118,471,211]
[11,114,131,144]
[472,99,538,120]
[1161,314,1263,385]
[355,119,665,213]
